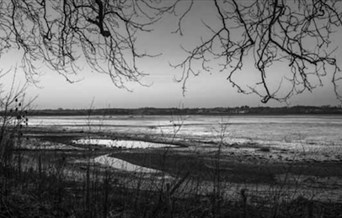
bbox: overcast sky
[1,1,341,109]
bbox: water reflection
[72,139,176,149]
[94,154,160,174]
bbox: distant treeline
[8,105,342,116]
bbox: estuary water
[29,115,342,152]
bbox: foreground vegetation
[1,124,342,217]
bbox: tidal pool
[72,138,176,149]
[94,154,160,174]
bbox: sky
[1,1,342,109]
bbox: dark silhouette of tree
[0,0,342,103]
[173,0,342,103]
[0,0,185,88]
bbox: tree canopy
[0,0,342,103]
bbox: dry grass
[1,124,342,217]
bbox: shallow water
[29,115,342,150]
[94,154,160,174]
[72,139,176,149]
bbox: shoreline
[6,105,342,117]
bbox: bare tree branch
[0,0,341,103]
[0,0,181,88]
[172,0,342,103]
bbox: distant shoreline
[5,105,342,116]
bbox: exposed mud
[15,127,342,204]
